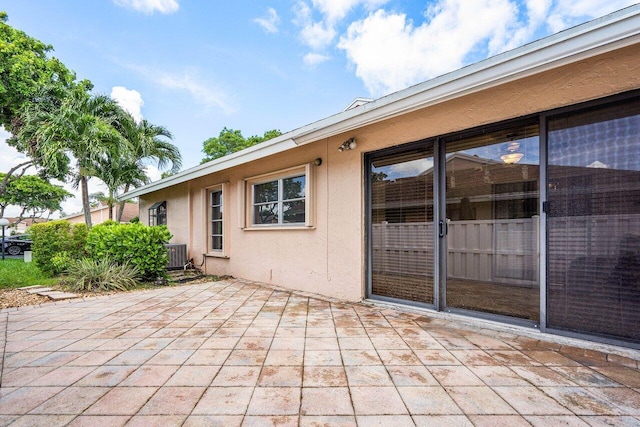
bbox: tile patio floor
[0,278,639,426]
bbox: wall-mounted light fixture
[338,138,357,152]
[313,158,322,166]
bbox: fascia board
[291,5,640,145]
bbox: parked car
[1,234,32,256]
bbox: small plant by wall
[64,258,140,291]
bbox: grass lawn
[0,259,59,289]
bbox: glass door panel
[370,144,435,304]
[444,124,540,321]
[547,99,640,341]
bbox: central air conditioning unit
[164,243,187,270]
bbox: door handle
[439,219,449,237]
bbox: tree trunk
[0,161,32,203]
[116,183,131,222]
[81,175,92,228]
[108,202,113,220]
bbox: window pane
[211,206,222,220]
[283,200,305,223]
[254,203,278,224]
[158,212,167,225]
[211,236,222,250]
[283,175,305,200]
[547,98,640,342]
[445,124,540,321]
[211,191,221,206]
[211,220,222,235]
[254,181,278,203]
[370,144,435,305]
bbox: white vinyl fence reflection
[372,217,540,286]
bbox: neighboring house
[123,7,640,346]
[3,217,48,234]
[64,203,139,225]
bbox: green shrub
[30,221,89,276]
[86,222,171,280]
[51,251,72,274]
[64,258,140,291]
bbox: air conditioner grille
[165,244,187,270]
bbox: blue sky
[1,0,638,216]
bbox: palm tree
[93,146,149,220]
[18,83,125,227]
[111,115,182,222]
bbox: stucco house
[64,202,139,225]
[123,6,640,347]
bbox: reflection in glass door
[369,143,435,304]
[547,99,640,341]
[444,124,540,321]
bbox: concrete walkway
[0,279,639,426]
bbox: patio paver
[0,278,639,425]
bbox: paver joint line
[0,279,638,423]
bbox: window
[206,184,228,256]
[148,201,166,226]
[244,164,314,228]
[209,188,223,251]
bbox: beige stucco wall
[140,182,190,245]
[143,45,640,302]
[66,203,139,225]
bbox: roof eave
[121,137,298,199]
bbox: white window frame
[242,163,314,230]
[205,183,229,257]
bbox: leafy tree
[0,13,76,204]
[16,83,125,227]
[0,12,75,132]
[0,172,71,219]
[202,127,282,163]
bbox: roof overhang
[121,5,640,200]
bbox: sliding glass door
[368,142,435,305]
[547,98,640,341]
[443,124,540,321]
[367,92,640,344]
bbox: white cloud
[0,127,28,174]
[303,52,331,66]
[254,8,281,34]
[113,0,179,14]
[338,0,519,96]
[144,164,162,182]
[333,0,639,96]
[547,0,638,32]
[155,72,234,114]
[111,86,144,123]
[294,0,390,51]
[385,158,433,180]
[123,63,235,114]
[300,20,336,50]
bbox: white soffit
[122,5,640,200]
